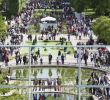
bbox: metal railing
[0,45,110,100]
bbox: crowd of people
[33,93,68,100]
[0,0,110,100]
[87,72,110,99]
[37,0,69,9]
[0,0,37,65]
[74,47,110,67]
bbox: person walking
[83,53,88,66]
[68,33,70,41]
[56,57,59,65]
[58,50,61,56]
[61,54,64,64]
[48,54,52,64]
[23,55,27,65]
[33,54,37,64]
[4,50,9,66]
[37,48,40,58]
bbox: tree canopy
[70,0,110,16]
[0,0,3,10]
[7,0,19,17]
[0,16,6,38]
[92,16,110,44]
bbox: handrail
[0,44,108,47]
[0,84,110,89]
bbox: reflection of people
[33,94,37,100]
[33,79,38,91]
[39,94,42,100]
[5,75,10,84]
[40,57,43,64]
[42,94,46,100]
[76,76,78,85]
[53,79,57,91]
[56,57,59,65]
[57,77,61,91]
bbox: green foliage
[33,70,37,78]
[48,69,52,77]
[0,16,6,38]
[70,0,91,13]
[6,0,19,17]
[67,51,71,54]
[0,93,27,100]
[0,69,10,84]
[0,88,10,95]
[70,0,110,16]
[0,0,3,10]
[44,39,49,42]
[19,0,26,12]
[23,69,28,78]
[16,70,21,78]
[91,0,110,15]
[92,16,110,44]
[44,47,47,51]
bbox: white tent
[106,47,110,52]
[41,16,56,22]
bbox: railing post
[77,47,81,100]
[28,46,31,100]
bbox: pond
[10,67,105,85]
[0,67,105,100]
[32,93,93,100]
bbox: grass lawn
[36,9,63,12]
[20,41,75,56]
[83,9,95,16]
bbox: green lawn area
[83,9,95,16]
[36,9,63,12]
[20,41,74,56]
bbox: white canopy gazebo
[41,16,56,22]
[40,16,57,31]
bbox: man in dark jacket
[48,54,52,64]
[61,54,64,64]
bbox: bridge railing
[0,45,110,100]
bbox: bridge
[1,62,110,73]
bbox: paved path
[0,34,106,71]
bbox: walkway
[0,34,97,66]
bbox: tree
[70,0,91,13]
[70,0,110,16]
[0,15,6,38]
[91,0,110,16]
[0,0,3,10]
[92,16,110,44]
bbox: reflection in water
[33,93,75,100]
[32,93,93,100]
